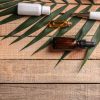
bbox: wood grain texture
[0,60,100,83]
[0,1,100,100]
[0,1,100,83]
[0,84,100,100]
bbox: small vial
[72,12,100,20]
[53,37,96,51]
[17,3,51,16]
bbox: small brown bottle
[53,37,96,51]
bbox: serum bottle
[53,37,96,51]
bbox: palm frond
[55,5,92,37]
[54,51,70,67]
[56,7,100,69]
[0,0,13,4]
[21,5,79,50]
[62,0,68,3]
[0,5,17,17]
[50,0,56,3]
[0,14,22,25]
[2,3,55,39]
[79,25,100,71]
[52,5,92,66]
[76,8,100,71]
[32,5,92,55]
[76,8,100,40]
[2,16,43,35]
[0,0,21,10]
[75,0,82,4]
[75,20,95,40]
[10,4,67,44]
[32,29,60,55]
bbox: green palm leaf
[56,6,92,37]
[2,16,44,34]
[0,0,21,9]
[0,0,13,4]
[62,0,68,3]
[76,8,100,40]
[54,5,94,67]
[75,20,95,40]
[2,3,55,39]
[21,5,79,50]
[32,5,92,55]
[54,51,70,68]
[47,5,92,66]
[10,4,67,44]
[79,25,100,71]
[0,14,22,25]
[56,7,100,69]
[75,0,82,3]
[57,19,95,68]
[1,0,99,70]
[89,0,94,4]
[50,0,55,3]
[32,29,60,55]
[0,5,17,17]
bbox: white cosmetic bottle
[17,3,51,16]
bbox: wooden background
[0,0,100,99]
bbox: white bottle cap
[89,12,100,20]
[18,3,42,16]
[42,6,51,15]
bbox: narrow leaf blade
[0,5,17,17]
[0,0,12,3]
[22,5,79,50]
[0,14,22,25]
[54,5,92,67]
[79,25,100,71]
[54,51,70,68]
[10,4,67,44]
[32,5,92,55]
[0,0,21,9]
[2,3,55,39]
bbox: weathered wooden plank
[0,60,100,83]
[0,0,100,84]
[0,36,99,59]
[0,84,100,100]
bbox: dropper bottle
[53,37,96,51]
[72,12,100,20]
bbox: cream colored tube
[89,12,100,20]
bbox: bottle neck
[76,40,96,48]
[72,12,90,19]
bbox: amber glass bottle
[53,37,96,51]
